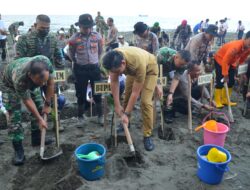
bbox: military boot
[12,141,25,165]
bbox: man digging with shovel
[102,47,161,151]
[213,31,250,108]
[0,55,54,165]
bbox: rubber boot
[31,130,54,146]
[221,87,237,106]
[214,88,224,108]
[12,141,25,165]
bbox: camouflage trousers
[2,88,43,142]
[176,38,189,51]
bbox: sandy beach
[0,30,249,190]
[0,83,250,190]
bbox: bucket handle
[97,159,105,165]
[202,111,230,128]
[216,164,230,172]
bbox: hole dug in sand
[12,144,83,190]
[106,135,145,167]
[158,126,175,141]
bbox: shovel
[40,94,63,161]
[223,82,234,122]
[122,122,135,155]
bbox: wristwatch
[44,100,51,107]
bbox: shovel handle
[53,94,60,148]
[224,82,234,122]
[40,114,47,157]
[123,123,135,152]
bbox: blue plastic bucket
[197,144,231,185]
[75,143,106,181]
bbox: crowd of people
[0,12,250,166]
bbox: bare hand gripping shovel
[40,94,63,161]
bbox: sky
[0,0,249,20]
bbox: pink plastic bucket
[204,123,229,147]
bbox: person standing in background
[68,14,104,125]
[222,17,229,44]
[237,20,245,40]
[8,21,24,44]
[133,22,159,55]
[171,20,192,51]
[95,11,108,38]
[201,19,209,32]
[193,21,203,35]
[106,17,118,51]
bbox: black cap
[133,22,148,35]
[75,14,95,27]
[205,24,218,37]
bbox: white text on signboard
[198,74,213,85]
[238,64,248,75]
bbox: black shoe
[12,141,25,165]
[0,140,4,146]
[31,130,54,147]
[143,136,155,151]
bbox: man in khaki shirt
[102,47,160,151]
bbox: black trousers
[215,60,235,88]
[74,64,102,109]
[172,85,203,115]
[0,39,6,61]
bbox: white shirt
[118,41,129,47]
[237,24,245,32]
[201,22,209,30]
[0,20,7,40]
[223,21,228,30]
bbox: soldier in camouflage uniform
[95,11,108,38]
[15,14,65,132]
[0,55,54,165]
[157,47,191,123]
[171,20,192,51]
[133,22,159,55]
[8,21,24,44]
[15,15,64,68]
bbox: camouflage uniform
[173,24,192,51]
[157,47,187,119]
[135,31,159,55]
[8,22,20,43]
[15,31,64,68]
[0,56,54,142]
[95,15,108,37]
[157,47,185,80]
